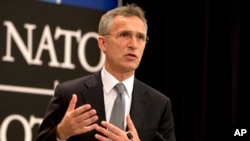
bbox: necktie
[110,83,125,130]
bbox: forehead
[110,15,146,33]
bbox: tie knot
[115,83,125,94]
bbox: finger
[95,133,109,141]
[95,124,113,139]
[81,123,98,133]
[74,104,92,116]
[80,113,98,125]
[101,121,121,135]
[96,122,121,138]
[75,110,98,126]
[66,94,77,112]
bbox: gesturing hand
[56,94,99,140]
[95,115,140,141]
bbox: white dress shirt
[101,67,134,130]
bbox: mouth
[125,53,137,59]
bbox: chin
[126,66,138,72]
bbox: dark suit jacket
[36,71,176,141]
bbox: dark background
[123,0,248,141]
[0,0,247,141]
[0,1,106,140]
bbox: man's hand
[56,94,99,140]
[95,115,140,141]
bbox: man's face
[99,15,147,73]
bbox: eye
[118,31,130,37]
[136,33,146,41]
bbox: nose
[127,36,138,49]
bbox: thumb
[66,94,77,112]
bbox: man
[36,3,176,141]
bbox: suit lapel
[79,73,106,125]
[78,74,150,131]
[129,79,150,130]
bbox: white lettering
[234,129,247,136]
[0,114,42,141]
[32,25,60,67]
[2,20,104,72]
[2,21,36,64]
[54,26,81,69]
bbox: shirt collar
[101,67,134,97]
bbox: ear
[98,36,107,52]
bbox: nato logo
[38,0,121,11]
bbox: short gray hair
[98,3,148,35]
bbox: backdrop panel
[0,0,121,140]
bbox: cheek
[139,47,146,55]
[109,43,123,54]
[106,46,119,58]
